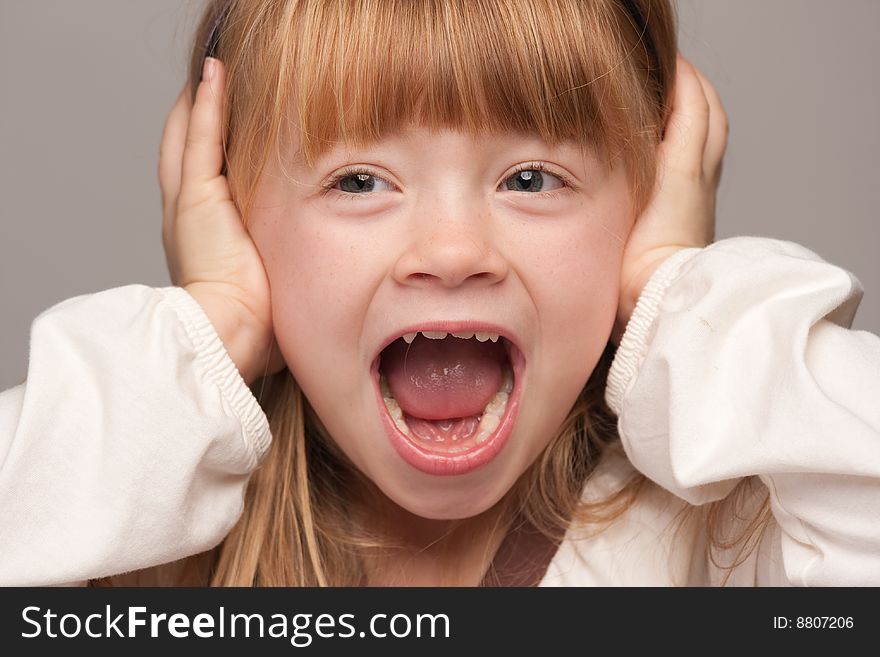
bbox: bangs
[281,0,638,164]
[207,0,674,219]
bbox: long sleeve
[605,237,880,586]
[0,285,271,586]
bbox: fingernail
[202,57,216,83]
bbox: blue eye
[322,163,571,199]
[331,172,394,194]
[502,168,564,193]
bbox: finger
[691,65,729,180]
[180,57,226,199]
[660,53,711,179]
[158,83,192,216]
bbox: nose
[392,205,509,290]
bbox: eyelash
[318,166,387,201]
[508,162,577,199]
[318,161,577,200]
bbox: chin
[372,464,517,521]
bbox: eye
[323,169,395,195]
[500,164,566,194]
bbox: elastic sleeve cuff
[156,286,272,469]
[606,248,702,416]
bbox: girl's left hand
[614,53,728,340]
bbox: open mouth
[370,328,525,476]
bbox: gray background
[1,0,878,390]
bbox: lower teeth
[380,365,513,450]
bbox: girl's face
[248,127,632,520]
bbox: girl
[1,0,878,586]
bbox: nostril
[392,230,508,289]
[406,270,502,288]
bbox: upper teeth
[402,331,501,344]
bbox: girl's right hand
[159,57,285,385]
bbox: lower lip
[370,344,525,477]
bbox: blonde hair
[97,0,770,587]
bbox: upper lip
[371,320,524,367]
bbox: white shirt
[1,237,878,586]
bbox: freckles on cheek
[522,222,624,359]
[276,234,334,309]
[540,224,623,296]
[269,225,371,333]
[569,258,619,325]
[265,233,347,378]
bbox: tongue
[381,335,506,420]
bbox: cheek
[522,221,622,404]
[505,194,628,467]
[555,182,630,338]
[515,200,627,350]
[248,203,370,383]
[543,225,622,330]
